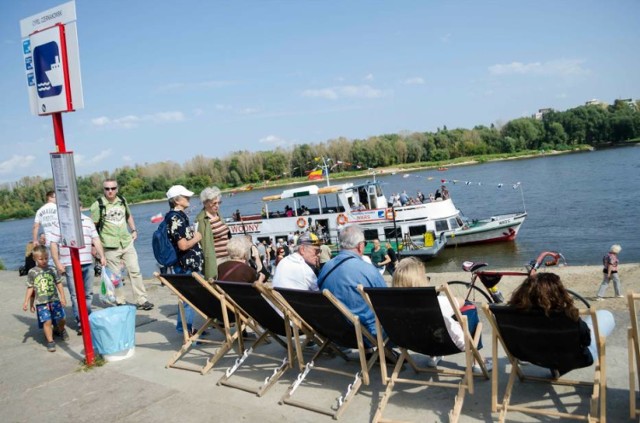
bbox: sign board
[50,152,84,248]
[20,1,84,115]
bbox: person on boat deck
[370,239,391,275]
[285,205,294,217]
[317,225,387,336]
[399,190,409,205]
[509,272,614,376]
[232,209,241,221]
[272,232,320,291]
[217,236,264,284]
[441,185,450,200]
[417,190,425,203]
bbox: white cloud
[302,85,389,100]
[0,155,36,174]
[364,73,374,81]
[440,33,451,43]
[259,135,289,146]
[488,59,589,77]
[91,111,185,129]
[403,77,425,85]
[122,155,133,162]
[239,107,260,115]
[74,149,112,167]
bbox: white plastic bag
[99,266,118,304]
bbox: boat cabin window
[363,229,379,241]
[448,218,460,229]
[435,219,449,232]
[358,188,368,208]
[408,225,427,236]
[384,227,401,239]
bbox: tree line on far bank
[1,98,639,221]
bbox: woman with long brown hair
[509,272,615,365]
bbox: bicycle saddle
[462,261,488,272]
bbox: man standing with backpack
[90,179,153,311]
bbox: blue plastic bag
[89,305,136,355]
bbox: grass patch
[78,354,107,371]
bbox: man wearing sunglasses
[90,179,153,310]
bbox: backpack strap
[317,256,356,289]
[96,195,131,234]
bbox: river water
[2,146,638,277]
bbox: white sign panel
[20,1,84,115]
[50,152,84,249]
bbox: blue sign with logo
[33,41,63,98]
[27,73,35,87]
[25,56,33,71]
[23,39,30,54]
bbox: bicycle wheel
[447,281,493,304]
[567,289,591,308]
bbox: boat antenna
[321,157,332,186]
[368,168,376,183]
[517,183,526,213]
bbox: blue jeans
[173,266,195,333]
[583,310,615,361]
[64,263,93,323]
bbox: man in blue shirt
[317,225,387,336]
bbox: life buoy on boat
[385,208,395,220]
[336,214,348,225]
[296,217,307,228]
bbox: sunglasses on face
[104,187,118,191]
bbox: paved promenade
[0,269,634,422]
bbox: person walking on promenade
[32,190,58,247]
[165,185,203,335]
[50,207,106,335]
[596,244,623,300]
[370,239,391,275]
[90,179,153,310]
[22,246,68,352]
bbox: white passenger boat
[226,180,447,259]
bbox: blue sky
[1,0,639,184]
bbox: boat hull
[445,212,526,246]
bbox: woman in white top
[391,257,489,371]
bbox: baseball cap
[166,185,194,199]
[297,232,320,246]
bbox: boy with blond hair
[22,245,68,352]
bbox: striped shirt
[49,214,98,266]
[209,214,230,259]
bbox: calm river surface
[1,146,639,277]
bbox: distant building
[533,108,553,120]
[585,99,602,106]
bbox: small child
[596,244,623,300]
[22,245,68,352]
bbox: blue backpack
[152,212,179,267]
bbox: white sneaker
[616,295,624,298]
[473,358,493,374]
[426,355,443,368]
[595,297,604,301]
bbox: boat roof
[262,182,357,202]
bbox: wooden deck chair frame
[210,280,304,397]
[155,272,243,375]
[359,283,488,423]
[263,285,383,420]
[483,304,606,422]
[628,291,640,419]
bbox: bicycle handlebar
[529,251,567,274]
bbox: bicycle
[447,251,591,308]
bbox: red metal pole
[52,112,95,365]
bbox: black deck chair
[155,273,242,375]
[360,284,487,423]
[483,304,606,422]
[628,291,640,419]
[269,286,381,420]
[211,280,303,397]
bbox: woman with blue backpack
[164,185,203,335]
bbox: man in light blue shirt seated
[317,225,387,336]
